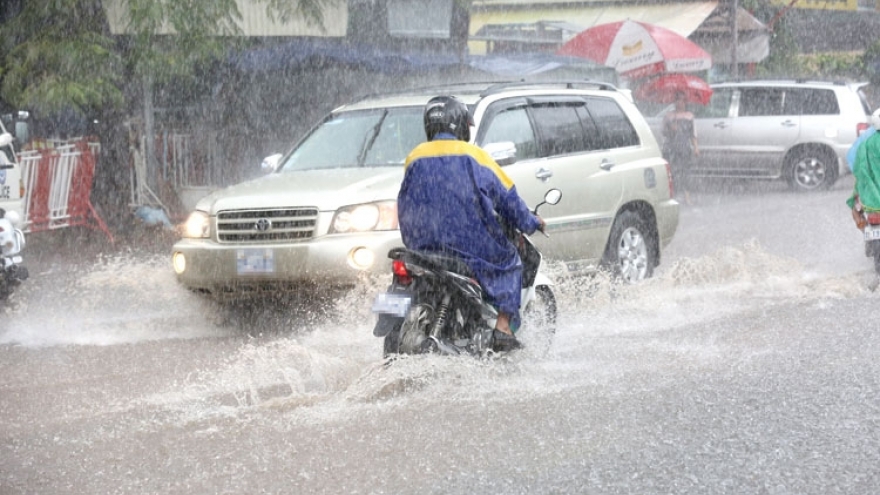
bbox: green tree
[0,0,333,226]
[109,0,334,194]
[863,39,880,86]
[0,0,333,115]
[740,0,807,78]
[0,0,122,119]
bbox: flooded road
[2,176,879,494]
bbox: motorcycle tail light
[392,259,412,285]
[867,212,880,225]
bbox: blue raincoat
[847,127,876,172]
[397,134,541,329]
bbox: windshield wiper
[357,110,388,167]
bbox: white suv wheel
[605,211,655,283]
[788,148,835,191]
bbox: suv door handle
[600,159,615,171]
[714,122,728,129]
[781,120,797,127]
[535,168,553,181]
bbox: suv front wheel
[603,211,656,283]
[786,146,838,191]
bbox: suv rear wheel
[603,211,656,283]
[786,146,838,191]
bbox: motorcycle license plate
[865,226,880,241]
[236,248,275,274]
[371,293,411,317]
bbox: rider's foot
[493,312,521,350]
[495,312,514,335]
[492,330,522,350]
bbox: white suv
[0,120,24,221]
[172,81,680,298]
[649,80,871,191]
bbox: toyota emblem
[254,218,272,231]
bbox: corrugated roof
[471,1,719,37]
[469,1,719,54]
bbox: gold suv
[171,81,680,299]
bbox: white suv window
[783,88,839,115]
[530,103,590,156]
[584,97,639,149]
[695,88,735,118]
[480,106,540,160]
[739,88,785,117]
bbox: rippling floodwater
[3,179,880,493]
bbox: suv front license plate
[371,293,411,317]
[236,248,275,274]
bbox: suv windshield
[280,107,425,171]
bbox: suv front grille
[217,208,318,243]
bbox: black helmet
[424,95,472,142]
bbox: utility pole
[730,0,739,78]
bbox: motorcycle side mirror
[533,188,562,214]
[544,189,562,205]
[261,153,282,173]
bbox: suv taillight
[858,122,870,136]
[665,162,675,198]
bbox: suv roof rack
[353,79,621,105]
[355,81,510,103]
[717,78,848,86]
[480,80,619,97]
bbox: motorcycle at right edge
[0,208,27,300]
[371,188,561,358]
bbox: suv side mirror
[261,153,283,173]
[0,133,13,148]
[482,141,517,166]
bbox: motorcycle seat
[389,248,475,278]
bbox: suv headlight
[330,201,398,234]
[183,211,211,238]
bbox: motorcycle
[854,196,880,274]
[371,189,561,358]
[0,208,27,300]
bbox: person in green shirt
[847,109,880,225]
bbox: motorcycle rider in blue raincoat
[397,95,545,343]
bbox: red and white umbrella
[633,73,713,106]
[556,20,712,79]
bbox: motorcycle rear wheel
[873,250,880,275]
[397,303,435,354]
